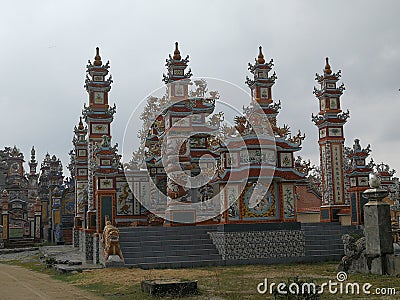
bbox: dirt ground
[0,264,103,300]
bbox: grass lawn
[7,255,400,299]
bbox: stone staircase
[119,223,362,268]
[119,225,222,269]
[5,237,36,248]
[302,223,362,262]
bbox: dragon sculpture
[101,219,124,261]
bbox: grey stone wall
[73,229,79,248]
[209,230,305,260]
[85,232,93,262]
[92,235,100,264]
[79,230,84,252]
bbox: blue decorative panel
[351,193,357,223]
[101,195,113,229]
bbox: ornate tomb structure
[136,44,307,225]
[0,146,37,240]
[219,46,307,224]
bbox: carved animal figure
[102,221,124,261]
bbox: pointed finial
[324,57,332,74]
[257,46,265,64]
[31,146,35,159]
[78,117,84,130]
[173,42,181,60]
[94,47,102,66]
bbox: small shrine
[219,46,307,223]
[346,139,373,225]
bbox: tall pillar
[51,187,63,244]
[363,173,394,274]
[28,204,34,238]
[312,58,350,222]
[162,42,194,225]
[82,47,116,232]
[2,190,9,242]
[34,197,42,241]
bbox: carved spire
[324,57,332,75]
[257,46,265,64]
[78,117,84,130]
[94,47,102,66]
[31,146,36,161]
[173,42,181,60]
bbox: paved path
[0,264,104,300]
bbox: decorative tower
[312,58,350,222]
[347,139,372,225]
[162,42,194,224]
[27,146,38,204]
[246,46,277,106]
[83,47,115,144]
[72,117,88,231]
[82,47,117,231]
[38,153,64,241]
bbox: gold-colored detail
[257,46,265,64]
[94,47,102,66]
[173,42,181,60]
[78,117,84,130]
[101,220,124,261]
[324,57,332,74]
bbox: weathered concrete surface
[364,201,394,256]
[41,245,103,273]
[0,264,104,300]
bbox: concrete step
[136,259,223,269]
[119,225,223,269]
[305,249,344,256]
[120,238,214,248]
[119,233,212,241]
[121,243,217,253]
[305,240,344,246]
[305,245,344,251]
[122,249,220,258]
[124,253,222,264]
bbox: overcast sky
[1,1,399,177]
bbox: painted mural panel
[282,183,295,219]
[76,182,87,214]
[116,181,134,215]
[227,185,239,220]
[242,182,276,219]
[331,144,344,204]
[62,192,75,215]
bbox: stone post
[93,233,100,264]
[363,173,394,274]
[2,190,9,242]
[34,197,42,241]
[28,204,34,238]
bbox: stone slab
[141,279,198,296]
[105,254,125,268]
[364,202,394,255]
